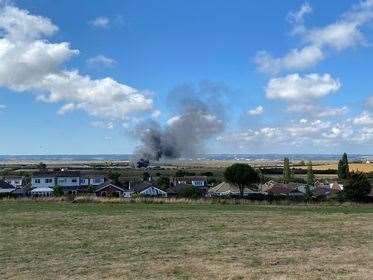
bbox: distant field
[300,163,373,173]
[1,201,372,279]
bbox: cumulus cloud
[86,55,117,68]
[255,46,324,75]
[256,1,373,74]
[89,16,110,28]
[0,5,152,120]
[247,105,264,116]
[265,73,341,102]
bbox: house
[266,185,296,196]
[4,176,23,188]
[207,182,262,198]
[330,182,343,192]
[31,187,53,197]
[79,174,105,186]
[312,187,331,198]
[171,176,207,188]
[129,181,167,197]
[95,182,125,197]
[0,180,16,197]
[31,171,105,194]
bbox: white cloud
[255,46,324,74]
[151,110,161,118]
[219,116,371,150]
[86,55,116,68]
[353,111,373,126]
[287,2,312,24]
[287,104,348,118]
[0,5,153,120]
[89,17,110,28]
[256,1,373,74]
[247,105,264,116]
[0,104,6,110]
[92,121,114,130]
[265,73,341,101]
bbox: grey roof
[0,188,15,194]
[32,171,81,177]
[129,181,160,192]
[0,180,14,189]
[95,182,125,193]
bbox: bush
[53,186,64,197]
[178,187,204,199]
[343,172,371,202]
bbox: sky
[0,0,373,155]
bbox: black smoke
[134,81,229,161]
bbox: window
[35,179,41,184]
[45,179,53,183]
[93,178,102,183]
[72,179,77,183]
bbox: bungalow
[95,182,125,197]
[129,181,167,197]
[207,182,262,197]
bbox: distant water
[0,154,372,163]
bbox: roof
[172,176,207,181]
[31,187,53,193]
[208,182,254,195]
[0,180,15,189]
[0,188,15,194]
[95,182,125,193]
[129,181,160,192]
[32,171,81,177]
[267,185,295,195]
[313,187,331,197]
[4,176,23,180]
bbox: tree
[224,163,259,197]
[143,171,151,181]
[283,157,292,183]
[338,153,349,179]
[178,186,204,199]
[343,172,371,201]
[156,176,170,190]
[306,161,315,187]
[37,162,47,170]
[108,171,121,185]
[53,186,64,197]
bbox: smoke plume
[134,81,228,161]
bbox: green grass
[1,201,373,279]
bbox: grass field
[1,201,373,280]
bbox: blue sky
[0,0,373,155]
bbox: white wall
[32,177,55,188]
[56,177,80,187]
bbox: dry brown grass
[0,202,372,279]
[299,163,373,173]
